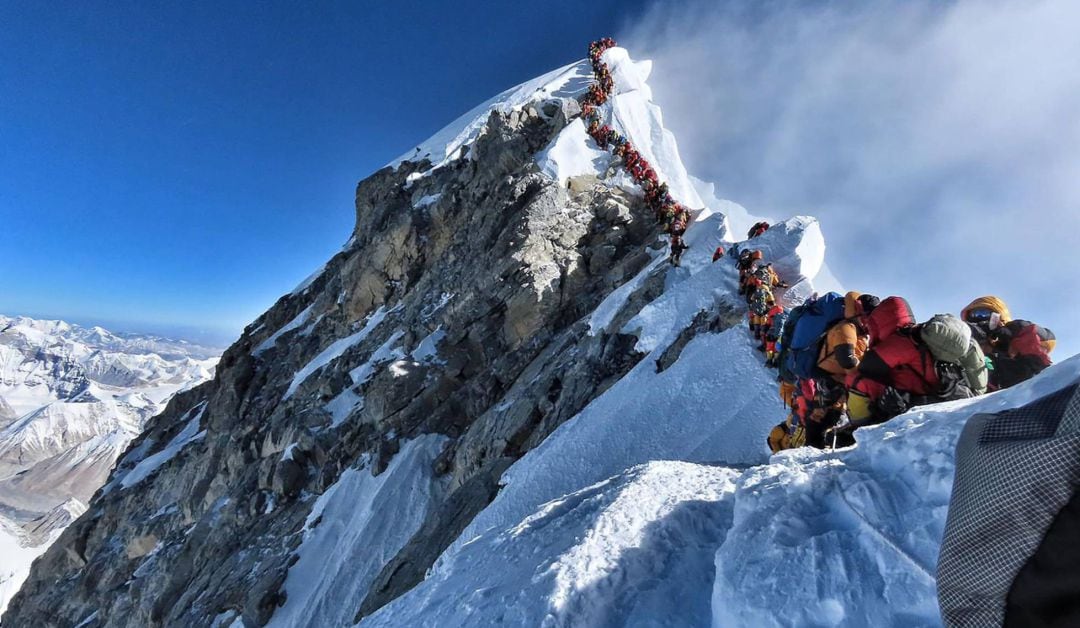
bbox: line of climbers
[579,38,694,267]
[722,241,1058,453]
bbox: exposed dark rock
[4,94,673,628]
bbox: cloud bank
[621,0,1080,357]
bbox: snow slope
[387,58,593,170]
[361,209,834,627]
[363,351,1080,627]
[268,435,448,628]
[362,462,739,628]
[0,515,52,619]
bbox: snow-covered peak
[0,314,221,362]
[387,57,592,170]
[535,47,705,213]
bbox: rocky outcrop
[3,94,707,628]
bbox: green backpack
[920,314,988,395]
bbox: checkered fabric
[937,383,1080,627]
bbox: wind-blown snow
[268,434,448,628]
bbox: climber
[645,181,669,210]
[763,303,786,367]
[960,295,1013,354]
[748,285,775,346]
[986,319,1056,390]
[669,233,689,267]
[712,246,725,263]
[960,296,1055,390]
[778,380,796,408]
[749,262,787,292]
[768,413,805,454]
[737,250,762,295]
[740,255,772,299]
[794,377,849,449]
[845,307,987,431]
[747,221,770,239]
[816,292,879,384]
[841,296,921,427]
[778,291,846,384]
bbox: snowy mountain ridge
[0,315,219,618]
[4,45,1075,628]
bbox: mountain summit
[5,45,1077,628]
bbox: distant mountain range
[0,314,219,616]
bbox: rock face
[3,83,696,626]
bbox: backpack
[932,361,978,402]
[920,314,988,394]
[749,287,774,317]
[768,310,790,342]
[777,304,808,384]
[863,296,916,344]
[920,314,972,364]
[785,292,846,380]
[752,264,776,287]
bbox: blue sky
[0,1,648,345]
[2,1,1076,357]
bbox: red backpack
[863,296,915,344]
[1006,322,1053,367]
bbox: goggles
[965,308,995,323]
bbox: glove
[875,386,910,418]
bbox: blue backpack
[777,305,806,384]
[784,292,846,380]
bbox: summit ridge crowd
[726,225,1057,452]
[576,39,1057,452]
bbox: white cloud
[621,0,1080,357]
